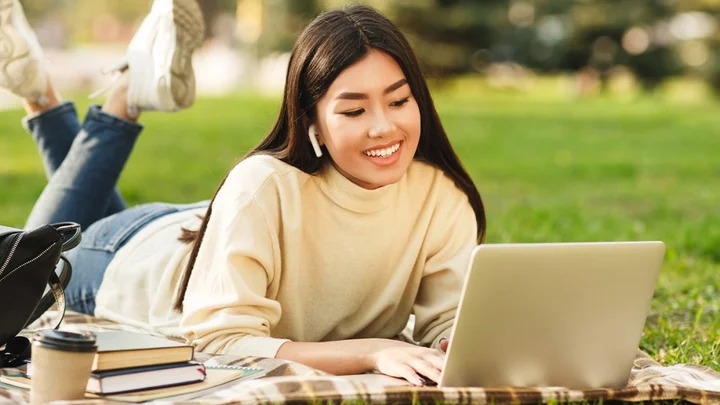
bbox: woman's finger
[393,364,424,386]
[422,349,445,371]
[409,358,441,383]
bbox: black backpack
[0,222,80,367]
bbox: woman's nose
[368,116,397,138]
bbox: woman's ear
[302,115,323,145]
[308,124,323,158]
[307,121,324,146]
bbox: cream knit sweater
[94,155,477,358]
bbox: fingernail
[418,377,426,386]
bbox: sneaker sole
[0,0,46,102]
[169,0,204,109]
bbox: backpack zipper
[0,243,55,284]
[0,233,23,278]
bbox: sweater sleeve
[412,193,477,349]
[179,176,289,358]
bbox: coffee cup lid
[32,330,97,353]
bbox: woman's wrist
[358,338,411,371]
[357,338,383,372]
[275,339,383,375]
[275,338,409,376]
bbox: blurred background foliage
[19,0,720,96]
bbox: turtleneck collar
[313,161,399,213]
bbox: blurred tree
[386,0,716,92]
[251,0,322,56]
[566,0,682,91]
[199,0,219,39]
[390,0,505,76]
[198,0,237,39]
[25,0,719,94]
[20,0,57,20]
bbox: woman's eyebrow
[335,78,408,100]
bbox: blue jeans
[23,102,208,315]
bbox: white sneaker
[124,0,204,114]
[0,0,49,104]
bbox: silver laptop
[439,241,665,389]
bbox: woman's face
[314,49,421,190]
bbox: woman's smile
[362,140,403,166]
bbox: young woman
[5,0,486,386]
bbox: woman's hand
[439,338,449,353]
[276,338,444,385]
[364,339,445,386]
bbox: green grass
[1,91,718,371]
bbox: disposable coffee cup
[30,330,97,405]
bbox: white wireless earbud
[308,124,323,158]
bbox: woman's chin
[356,166,409,190]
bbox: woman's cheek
[397,107,421,135]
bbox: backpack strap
[25,255,71,329]
[54,222,81,252]
[47,264,67,330]
[0,336,31,368]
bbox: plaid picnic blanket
[1,311,720,405]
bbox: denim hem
[85,104,144,135]
[22,101,77,133]
[66,295,96,316]
[66,294,95,307]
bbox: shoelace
[87,59,129,99]
[88,59,139,119]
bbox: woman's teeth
[364,142,401,158]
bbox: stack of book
[86,331,204,395]
[32,331,205,395]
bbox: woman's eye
[391,97,410,107]
[341,109,364,117]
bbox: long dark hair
[174,4,486,311]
